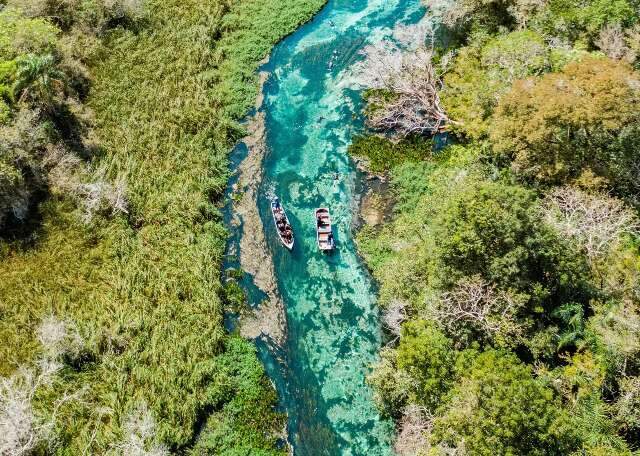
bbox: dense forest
[0,0,323,454]
[352,0,640,454]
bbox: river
[230,1,425,454]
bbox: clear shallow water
[241,1,424,454]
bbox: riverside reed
[0,0,324,453]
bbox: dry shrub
[542,186,640,264]
[112,403,168,456]
[0,368,55,456]
[0,316,84,456]
[44,145,129,223]
[73,172,128,223]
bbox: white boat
[315,207,335,252]
[271,197,294,250]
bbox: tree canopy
[490,56,640,192]
[432,350,578,455]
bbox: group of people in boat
[315,207,335,252]
[271,197,335,252]
[273,204,293,245]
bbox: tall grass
[0,0,324,452]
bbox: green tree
[431,350,579,455]
[431,178,590,313]
[396,320,455,409]
[490,56,640,194]
[442,30,558,139]
[367,348,414,418]
[13,53,63,106]
[532,0,638,44]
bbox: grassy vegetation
[348,134,432,174]
[0,0,324,453]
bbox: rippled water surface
[244,1,424,454]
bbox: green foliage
[358,140,630,449]
[0,8,59,61]
[431,179,590,312]
[442,30,579,139]
[188,337,286,456]
[348,134,432,173]
[367,348,414,418]
[553,302,587,350]
[0,59,17,106]
[389,160,436,214]
[13,53,63,105]
[431,350,579,455]
[0,7,62,115]
[360,0,640,452]
[396,320,455,409]
[532,0,638,44]
[490,56,640,193]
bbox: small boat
[271,197,294,250]
[315,207,335,252]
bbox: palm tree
[12,54,64,107]
[554,302,586,350]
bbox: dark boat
[315,207,335,252]
[271,197,294,250]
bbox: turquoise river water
[234,1,425,454]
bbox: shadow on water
[224,1,426,454]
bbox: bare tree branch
[596,23,636,62]
[382,299,408,339]
[428,276,524,344]
[394,404,433,456]
[112,403,168,456]
[0,316,85,455]
[542,186,640,263]
[351,22,450,137]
